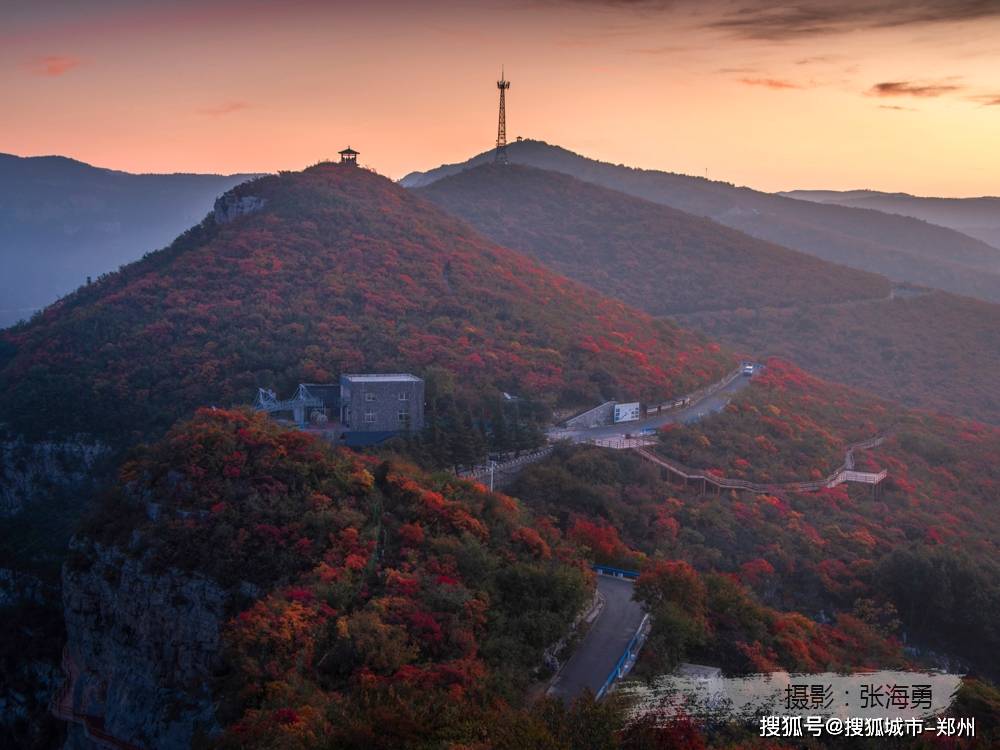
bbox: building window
[365,391,376,402]
[399,391,410,401]
[398,410,410,427]
[364,409,376,424]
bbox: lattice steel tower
[495,68,510,164]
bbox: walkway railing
[634,432,891,496]
[459,446,554,483]
[645,366,743,417]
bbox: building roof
[339,146,359,155]
[341,373,421,383]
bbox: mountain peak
[0,162,730,442]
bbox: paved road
[549,368,756,444]
[548,575,646,700]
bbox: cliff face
[59,539,231,750]
[0,438,109,517]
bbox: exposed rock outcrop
[0,438,109,517]
[212,193,266,224]
[0,567,45,607]
[59,540,230,750]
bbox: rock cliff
[212,192,266,224]
[0,438,109,517]
[59,539,231,750]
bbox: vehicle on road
[741,362,755,376]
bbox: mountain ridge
[402,140,1000,302]
[415,159,1000,424]
[0,161,730,444]
[0,152,259,329]
[418,163,890,315]
[781,188,1000,250]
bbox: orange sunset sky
[4,0,1000,196]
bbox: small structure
[340,373,425,435]
[255,384,323,426]
[339,146,359,166]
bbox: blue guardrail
[590,564,645,699]
[591,564,640,579]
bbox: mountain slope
[59,408,593,749]
[0,163,730,444]
[681,289,1000,424]
[0,153,256,328]
[418,164,889,315]
[781,189,1000,250]
[402,141,1000,302]
[414,161,1000,424]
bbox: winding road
[547,575,646,700]
[549,365,757,444]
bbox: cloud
[795,55,841,66]
[706,1,1000,40]
[28,55,80,76]
[878,104,916,111]
[197,100,250,116]
[553,1,1000,40]
[868,81,963,98]
[739,77,802,90]
[968,94,1000,106]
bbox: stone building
[339,374,424,433]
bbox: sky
[3,0,1000,196]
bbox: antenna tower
[495,68,510,164]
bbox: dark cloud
[739,77,802,89]
[868,81,963,98]
[555,1,1000,39]
[707,1,1000,40]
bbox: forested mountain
[419,164,889,315]
[511,358,1000,681]
[0,153,256,329]
[681,289,1000,424]
[402,140,1000,302]
[0,162,729,445]
[417,162,1000,424]
[59,408,596,748]
[782,189,1000,250]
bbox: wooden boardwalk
[634,434,889,499]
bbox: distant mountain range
[780,189,1000,250]
[402,140,1000,303]
[418,163,889,315]
[0,153,256,328]
[417,159,1000,424]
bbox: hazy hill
[0,153,256,328]
[402,140,1000,302]
[415,161,1000,424]
[0,162,729,443]
[418,164,889,315]
[680,290,1000,424]
[781,189,1000,250]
